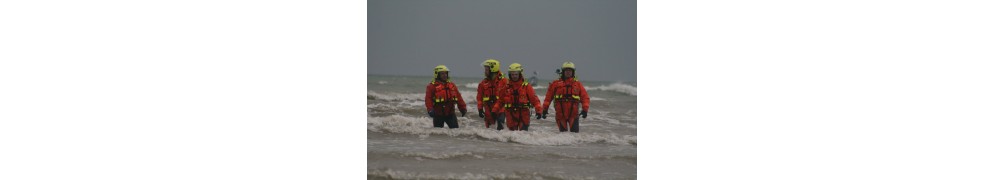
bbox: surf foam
[367,115,636,146]
[464,83,479,89]
[368,91,425,101]
[586,83,636,96]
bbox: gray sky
[368,0,636,82]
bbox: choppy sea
[368,74,637,179]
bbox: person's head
[482,59,501,78]
[508,63,523,81]
[561,62,576,79]
[433,65,450,82]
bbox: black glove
[428,111,435,117]
[536,113,542,119]
[460,109,467,117]
[580,111,587,118]
[478,109,485,118]
[542,110,548,119]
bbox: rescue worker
[493,63,542,131]
[477,59,507,130]
[539,62,590,132]
[424,65,467,129]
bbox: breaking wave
[464,83,479,89]
[368,90,479,106]
[586,83,636,96]
[367,91,424,101]
[367,115,637,146]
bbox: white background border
[2,0,1004,179]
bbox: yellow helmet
[562,61,575,69]
[482,59,501,72]
[508,63,523,72]
[434,65,450,73]
[558,61,578,80]
[432,65,450,83]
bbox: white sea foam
[367,91,425,101]
[458,90,478,104]
[401,101,424,107]
[368,90,479,105]
[591,114,636,129]
[585,83,636,96]
[378,81,388,84]
[464,83,479,89]
[367,115,636,146]
[367,103,400,111]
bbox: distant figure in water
[477,59,507,130]
[425,65,467,129]
[529,71,538,86]
[539,61,590,133]
[494,63,542,131]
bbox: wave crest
[367,115,637,146]
[586,83,636,96]
[368,91,424,101]
[464,83,479,89]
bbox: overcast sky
[368,0,636,82]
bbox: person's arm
[579,82,590,113]
[527,85,542,113]
[453,84,467,113]
[475,82,484,110]
[425,84,434,112]
[542,82,555,111]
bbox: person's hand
[460,109,467,117]
[580,111,587,118]
[478,109,485,118]
[542,110,548,119]
[536,113,543,119]
[428,111,435,117]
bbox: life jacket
[478,76,505,104]
[501,81,533,109]
[427,81,463,116]
[431,82,459,105]
[551,78,583,102]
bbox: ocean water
[368,74,637,179]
